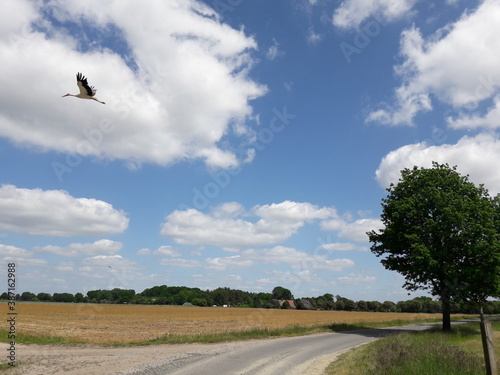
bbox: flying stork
[62,72,105,104]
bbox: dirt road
[1,323,444,375]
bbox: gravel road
[2,323,450,375]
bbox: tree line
[2,285,499,314]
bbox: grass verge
[325,321,499,375]
[0,317,465,346]
[0,330,80,345]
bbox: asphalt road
[129,323,444,375]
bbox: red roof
[279,300,296,308]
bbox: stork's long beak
[62,93,70,97]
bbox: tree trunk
[441,298,451,331]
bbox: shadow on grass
[325,319,478,339]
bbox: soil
[2,341,245,374]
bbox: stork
[62,72,105,104]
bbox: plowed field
[7,302,448,344]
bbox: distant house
[299,299,312,309]
[278,299,296,309]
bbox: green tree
[382,300,396,312]
[20,292,37,301]
[53,293,75,303]
[272,286,293,300]
[37,292,53,302]
[335,300,345,311]
[343,299,356,311]
[426,300,442,313]
[74,292,85,303]
[322,293,334,302]
[396,301,408,312]
[281,300,292,309]
[192,297,207,307]
[367,301,381,312]
[356,300,368,311]
[407,300,422,313]
[368,163,500,330]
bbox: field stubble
[2,302,455,344]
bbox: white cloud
[161,201,337,248]
[138,245,181,257]
[0,0,266,169]
[333,0,418,29]
[160,258,201,268]
[448,95,500,130]
[157,245,355,273]
[320,242,369,251]
[205,255,254,270]
[0,244,32,257]
[338,273,377,284]
[55,261,75,272]
[78,255,141,282]
[154,246,181,257]
[34,239,122,257]
[367,0,500,125]
[266,39,284,61]
[321,218,383,242]
[2,257,48,267]
[307,27,323,45]
[254,201,336,222]
[0,185,128,236]
[242,246,355,272]
[375,133,500,195]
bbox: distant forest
[2,285,499,314]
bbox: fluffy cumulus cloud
[34,239,122,257]
[367,0,500,125]
[0,0,266,169]
[137,245,181,257]
[79,255,140,277]
[333,0,418,29]
[321,217,383,242]
[205,255,254,270]
[0,185,128,236]
[161,201,337,248]
[204,246,355,272]
[375,133,500,195]
[448,96,500,130]
[0,244,33,258]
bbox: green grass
[147,325,324,344]
[0,330,81,345]
[326,322,498,375]
[0,317,468,346]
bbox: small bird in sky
[62,72,105,104]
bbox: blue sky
[1,0,500,302]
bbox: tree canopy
[272,286,294,300]
[368,162,500,330]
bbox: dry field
[6,302,450,344]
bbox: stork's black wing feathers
[76,72,97,97]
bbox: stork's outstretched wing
[76,72,97,97]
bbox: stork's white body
[63,72,105,104]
